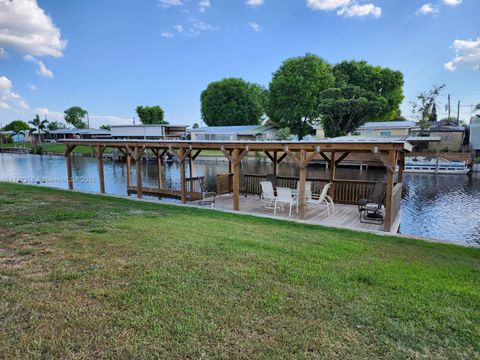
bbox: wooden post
[180,148,187,204]
[329,151,336,197]
[384,151,395,232]
[66,152,73,190]
[126,151,131,188]
[398,151,405,183]
[189,151,194,194]
[298,150,307,217]
[97,146,105,194]
[228,150,232,174]
[156,149,163,190]
[273,151,278,175]
[135,147,143,199]
[232,148,240,211]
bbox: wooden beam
[180,148,187,203]
[286,149,302,167]
[373,150,395,173]
[191,149,202,161]
[277,152,288,164]
[126,150,131,188]
[156,148,163,190]
[135,146,143,198]
[335,152,350,166]
[232,148,240,211]
[398,151,405,183]
[66,151,73,190]
[264,151,275,163]
[384,150,396,232]
[329,151,336,197]
[273,151,279,176]
[298,150,307,217]
[64,144,76,157]
[319,152,330,163]
[97,146,105,193]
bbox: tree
[135,106,166,125]
[430,103,438,122]
[64,106,88,128]
[333,60,404,120]
[3,120,30,132]
[276,127,291,140]
[412,84,445,133]
[29,115,49,144]
[100,124,111,130]
[192,123,200,129]
[47,121,65,131]
[267,54,335,140]
[201,78,266,126]
[319,86,388,137]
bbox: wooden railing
[186,176,205,195]
[216,173,233,195]
[242,174,377,206]
[390,182,403,229]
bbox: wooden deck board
[194,194,384,232]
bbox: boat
[405,156,470,175]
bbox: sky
[0,0,479,128]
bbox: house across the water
[190,125,279,141]
[110,124,188,140]
[45,128,111,141]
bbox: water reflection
[0,153,478,245]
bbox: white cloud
[198,0,210,12]
[0,0,66,58]
[307,0,350,11]
[443,0,462,6]
[0,76,28,110]
[444,37,480,71]
[28,83,36,91]
[35,107,64,121]
[161,31,174,38]
[246,0,264,7]
[23,55,54,78]
[249,22,262,32]
[174,24,184,33]
[0,47,8,58]
[337,3,381,17]
[159,0,183,7]
[416,3,439,15]
[307,0,381,18]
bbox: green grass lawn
[0,142,108,154]
[0,183,479,358]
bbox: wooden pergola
[61,139,413,233]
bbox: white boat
[405,156,470,175]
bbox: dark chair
[358,181,386,224]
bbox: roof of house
[49,128,111,135]
[192,125,277,135]
[429,123,465,132]
[110,124,188,128]
[358,121,416,130]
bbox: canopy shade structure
[60,138,412,233]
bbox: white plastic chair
[260,181,276,208]
[274,187,298,216]
[306,183,335,215]
[296,181,312,202]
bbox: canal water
[1,153,479,245]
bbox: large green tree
[333,60,404,120]
[412,84,445,133]
[319,86,388,137]
[201,78,266,126]
[3,120,30,132]
[267,54,335,140]
[64,106,88,129]
[135,106,167,125]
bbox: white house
[190,125,278,141]
[110,124,188,139]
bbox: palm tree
[29,115,49,144]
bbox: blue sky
[0,0,479,128]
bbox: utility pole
[86,111,90,129]
[457,100,460,124]
[448,94,451,119]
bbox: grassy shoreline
[1,183,479,358]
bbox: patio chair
[274,187,298,217]
[296,181,313,202]
[198,183,216,209]
[358,181,385,224]
[260,181,276,208]
[306,183,334,215]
